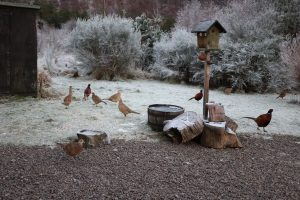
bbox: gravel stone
[0,135,299,199]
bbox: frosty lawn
[0,77,299,146]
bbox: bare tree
[281,36,300,82]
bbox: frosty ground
[0,77,300,146]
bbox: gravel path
[1,135,300,200]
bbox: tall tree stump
[206,102,225,122]
[200,122,242,149]
[163,111,204,143]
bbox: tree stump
[77,129,110,148]
[200,122,242,149]
[206,103,225,122]
[163,111,204,143]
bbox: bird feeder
[191,20,226,50]
[191,20,226,120]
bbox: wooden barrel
[148,104,185,131]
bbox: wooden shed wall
[0,8,10,94]
[0,5,37,96]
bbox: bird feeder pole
[203,50,210,120]
[103,0,106,16]
[191,20,226,120]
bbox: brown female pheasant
[118,98,140,117]
[92,92,107,106]
[104,90,121,103]
[57,139,85,157]
[63,86,72,108]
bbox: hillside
[1,0,230,17]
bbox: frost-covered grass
[0,77,299,146]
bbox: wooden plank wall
[0,6,37,96]
[0,7,11,94]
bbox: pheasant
[242,109,273,132]
[83,84,91,101]
[92,92,107,106]
[224,87,232,95]
[118,98,140,117]
[63,86,72,108]
[189,90,203,101]
[276,89,288,99]
[57,139,85,157]
[104,90,121,103]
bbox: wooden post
[203,50,210,120]
[103,0,106,16]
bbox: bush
[211,38,289,92]
[67,15,142,80]
[151,27,197,82]
[213,0,293,92]
[133,14,162,70]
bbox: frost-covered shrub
[133,14,162,70]
[173,0,298,91]
[216,0,279,43]
[211,38,290,92]
[68,15,142,80]
[151,27,197,82]
[213,0,292,92]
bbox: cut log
[225,115,238,132]
[206,103,225,122]
[199,122,242,149]
[77,129,110,148]
[163,111,204,143]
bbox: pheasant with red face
[83,84,91,101]
[242,109,273,132]
[189,90,203,101]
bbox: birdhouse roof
[0,1,40,9]
[191,20,226,33]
